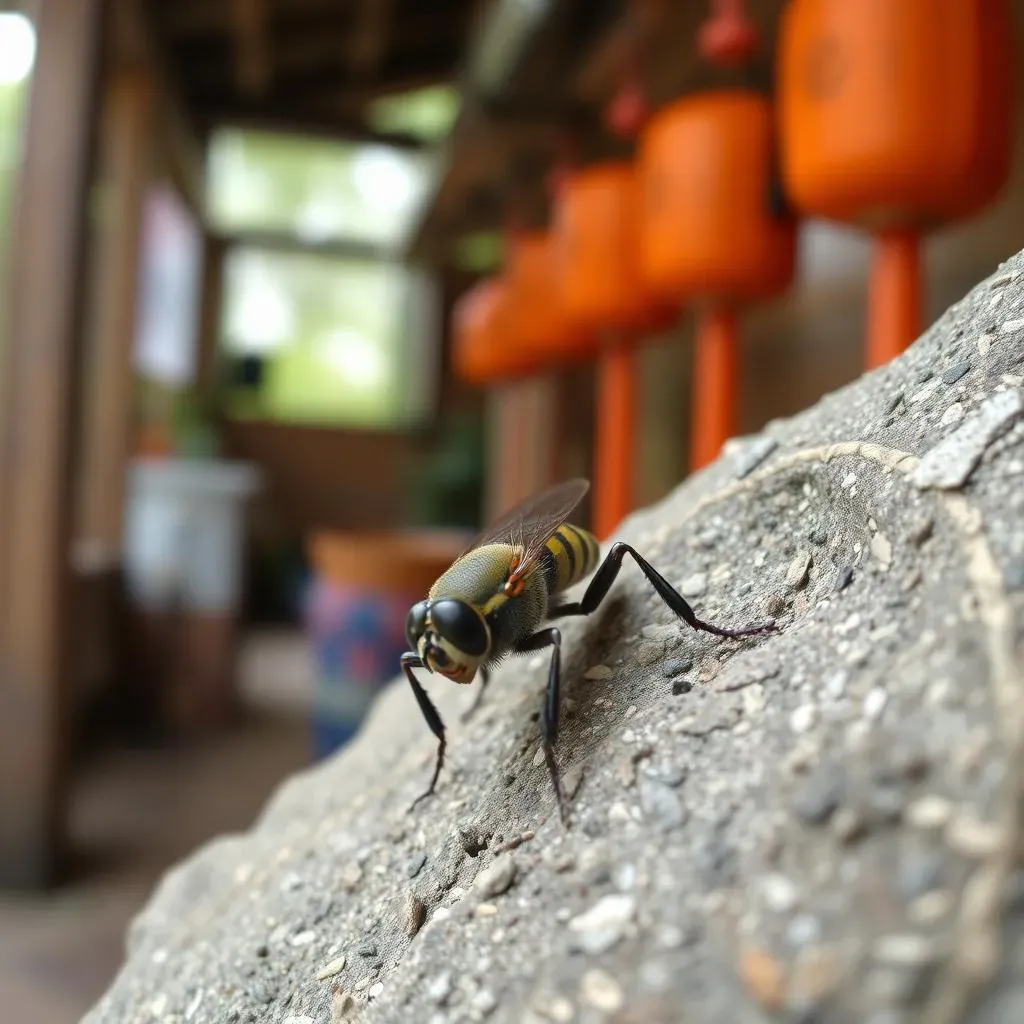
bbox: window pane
[206,128,436,249]
[219,247,436,429]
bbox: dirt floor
[0,630,315,1024]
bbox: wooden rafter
[229,0,271,95]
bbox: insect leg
[514,628,570,827]
[547,542,777,639]
[460,664,491,723]
[402,652,448,811]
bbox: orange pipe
[690,305,739,470]
[593,342,637,540]
[866,229,922,370]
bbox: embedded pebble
[909,890,954,924]
[661,657,693,678]
[680,572,707,598]
[735,434,778,478]
[872,933,938,967]
[585,664,612,680]
[940,402,965,428]
[825,670,849,699]
[638,774,687,832]
[863,688,888,721]
[787,914,822,947]
[910,388,1024,489]
[1004,557,1024,591]
[427,972,453,1005]
[407,852,427,878]
[833,566,854,592]
[790,704,817,734]
[739,946,786,1011]
[998,317,1024,334]
[793,763,846,825]
[368,982,384,1000]
[762,873,799,913]
[568,894,636,955]
[340,863,363,891]
[941,360,971,385]
[906,795,954,831]
[978,333,993,356]
[357,941,377,958]
[787,945,841,1017]
[579,968,624,1012]
[945,812,1004,858]
[405,893,427,937]
[474,857,517,898]
[545,996,575,1022]
[832,805,868,844]
[291,930,316,946]
[899,849,946,899]
[471,988,498,1016]
[785,552,812,590]
[871,532,893,569]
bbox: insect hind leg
[514,628,570,827]
[402,652,448,812]
[460,664,491,723]
[547,542,777,639]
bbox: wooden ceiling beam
[229,0,272,96]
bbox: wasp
[401,478,777,826]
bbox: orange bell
[557,161,678,336]
[777,0,1015,366]
[451,275,542,385]
[639,89,797,470]
[508,230,595,366]
[639,90,797,303]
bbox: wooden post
[77,65,154,559]
[0,0,109,889]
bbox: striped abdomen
[542,523,601,595]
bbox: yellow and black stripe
[542,524,601,594]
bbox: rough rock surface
[83,253,1024,1024]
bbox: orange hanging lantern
[451,274,542,386]
[639,90,797,469]
[777,0,1016,368]
[554,158,679,538]
[506,229,596,367]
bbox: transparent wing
[460,478,590,572]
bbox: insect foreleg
[547,542,777,639]
[514,628,570,826]
[460,664,491,723]
[402,652,448,811]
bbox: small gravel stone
[680,572,707,598]
[945,812,1004,858]
[568,894,636,955]
[909,890,954,924]
[790,703,817,734]
[672,677,694,696]
[832,805,868,844]
[941,360,971,385]
[863,688,888,721]
[739,946,786,1012]
[906,795,954,831]
[584,664,612,680]
[735,434,778,478]
[357,941,378,958]
[405,893,427,937]
[899,849,946,899]
[833,566,854,593]
[638,774,687,833]
[661,657,693,678]
[407,852,427,878]
[340,863,363,891]
[910,388,1024,489]
[368,982,384,1000]
[793,762,846,825]
[474,857,517,899]
[471,988,498,1016]
[787,945,841,1019]
[1002,556,1024,591]
[940,402,965,428]
[762,873,799,913]
[871,532,893,569]
[579,968,624,1012]
[872,934,939,967]
[317,955,347,981]
[427,972,452,1005]
[786,552,812,590]
[825,670,848,699]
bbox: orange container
[639,90,797,304]
[777,0,1015,231]
[507,230,596,365]
[451,274,542,384]
[777,0,1015,367]
[556,161,678,336]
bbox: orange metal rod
[866,229,922,370]
[593,341,637,540]
[690,305,739,471]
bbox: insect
[400,477,777,826]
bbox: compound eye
[429,599,489,658]
[405,600,429,649]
